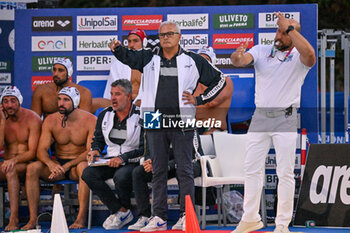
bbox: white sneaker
[102,209,133,230]
[273,225,290,233]
[231,220,264,233]
[172,214,186,231]
[140,216,167,232]
[128,216,150,230]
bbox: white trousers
[241,110,297,226]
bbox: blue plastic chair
[227,78,256,133]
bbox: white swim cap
[53,57,73,79]
[0,86,23,105]
[58,86,80,109]
[197,46,216,63]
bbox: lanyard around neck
[269,46,293,62]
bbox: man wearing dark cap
[31,57,93,117]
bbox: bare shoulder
[33,83,56,95]
[23,108,42,123]
[42,112,59,127]
[71,83,92,96]
[77,109,97,121]
[224,76,234,89]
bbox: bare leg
[69,162,89,229]
[21,161,51,230]
[5,163,27,231]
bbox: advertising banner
[294,144,350,227]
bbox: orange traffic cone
[185,195,201,233]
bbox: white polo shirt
[248,45,311,108]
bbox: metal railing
[318,30,350,143]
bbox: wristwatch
[286,25,295,34]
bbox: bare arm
[230,41,254,67]
[37,119,56,168]
[0,105,5,147]
[206,77,233,107]
[78,88,93,113]
[31,88,43,117]
[275,12,316,67]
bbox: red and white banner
[213,33,254,49]
[122,15,163,30]
[31,76,72,90]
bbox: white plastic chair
[197,132,267,229]
[199,134,215,156]
[167,134,215,187]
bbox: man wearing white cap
[31,57,92,117]
[0,86,41,231]
[22,87,97,230]
[194,46,234,134]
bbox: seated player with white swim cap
[193,46,234,135]
[0,86,41,231]
[31,57,93,117]
[22,86,97,230]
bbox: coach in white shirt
[230,12,316,233]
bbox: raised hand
[274,12,293,32]
[235,41,249,58]
[230,41,251,67]
[109,40,121,52]
[0,104,7,121]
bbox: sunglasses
[158,31,180,38]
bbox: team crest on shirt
[285,54,293,62]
